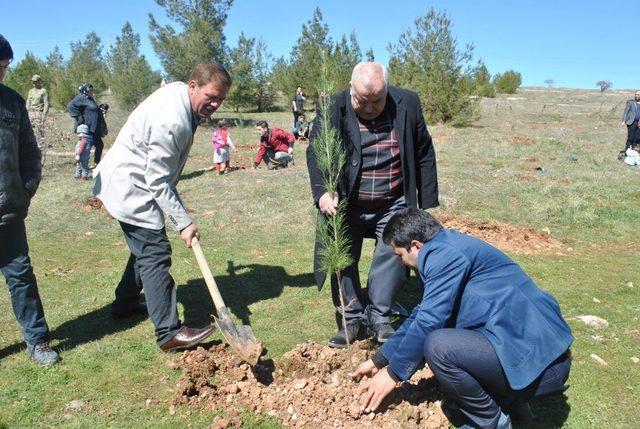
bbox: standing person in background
[621,90,640,154]
[93,62,232,352]
[0,34,59,365]
[292,85,305,127]
[307,61,439,349]
[26,74,48,149]
[67,83,105,165]
[93,103,109,165]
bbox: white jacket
[93,82,197,231]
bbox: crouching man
[93,62,232,352]
[351,208,573,429]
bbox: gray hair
[351,62,389,88]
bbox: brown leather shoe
[159,325,215,352]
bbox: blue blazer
[380,229,573,390]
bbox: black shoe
[112,301,148,319]
[328,319,369,349]
[371,322,395,343]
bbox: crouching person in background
[0,34,59,365]
[351,208,573,429]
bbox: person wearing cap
[26,74,49,148]
[0,34,59,365]
[93,62,232,352]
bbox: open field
[0,87,639,428]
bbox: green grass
[1,87,639,428]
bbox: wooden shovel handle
[191,236,226,310]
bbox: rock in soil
[168,341,448,428]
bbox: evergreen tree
[149,0,232,82]
[287,7,333,98]
[388,8,479,124]
[365,48,375,62]
[4,52,47,98]
[329,33,362,92]
[493,70,522,94]
[253,39,277,112]
[226,32,256,111]
[46,46,74,109]
[66,32,107,93]
[107,22,161,109]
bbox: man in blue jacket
[351,208,573,429]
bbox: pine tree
[4,52,47,98]
[253,39,277,112]
[388,8,479,124]
[226,33,256,111]
[107,22,161,109]
[67,32,107,93]
[329,33,362,92]
[149,0,232,81]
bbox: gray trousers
[331,196,408,325]
[116,222,181,345]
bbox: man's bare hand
[350,359,379,381]
[318,192,339,216]
[180,223,200,248]
[357,368,397,413]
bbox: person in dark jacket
[67,83,105,164]
[0,34,59,365]
[307,62,438,348]
[352,208,573,429]
[621,90,640,151]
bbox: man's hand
[356,368,397,413]
[350,359,379,381]
[318,192,339,216]
[288,147,294,155]
[180,223,200,248]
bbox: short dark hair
[0,34,14,61]
[217,119,227,128]
[256,120,268,129]
[189,62,232,89]
[382,208,442,250]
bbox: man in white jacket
[93,62,231,351]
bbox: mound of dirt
[168,341,448,428]
[437,215,564,255]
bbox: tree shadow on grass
[0,304,146,360]
[177,261,315,327]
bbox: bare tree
[596,80,612,92]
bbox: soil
[436,215,564,255]
[168,341,448,428]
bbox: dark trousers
[424,329,571,429]
[331,196,408,325]
[116,222,181,345]
[93,135,104,164]
[293,111,302,128]
[0,221,50,344]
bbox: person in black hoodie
[67,83,106,164]
[0,34,59,365]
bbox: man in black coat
[0,34,59,365]
[307,62,438,348]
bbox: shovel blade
[214,308,263,365]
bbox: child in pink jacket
[211,119,237,174]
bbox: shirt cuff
[371,351,388,369]
[386,366,401,383]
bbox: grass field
[0,87,639,428]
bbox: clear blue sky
[3,0,638,90]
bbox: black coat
[67,93,103,135]
[0,84,41,226]
[306,86,439,288]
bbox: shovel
[191,237,263,365]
